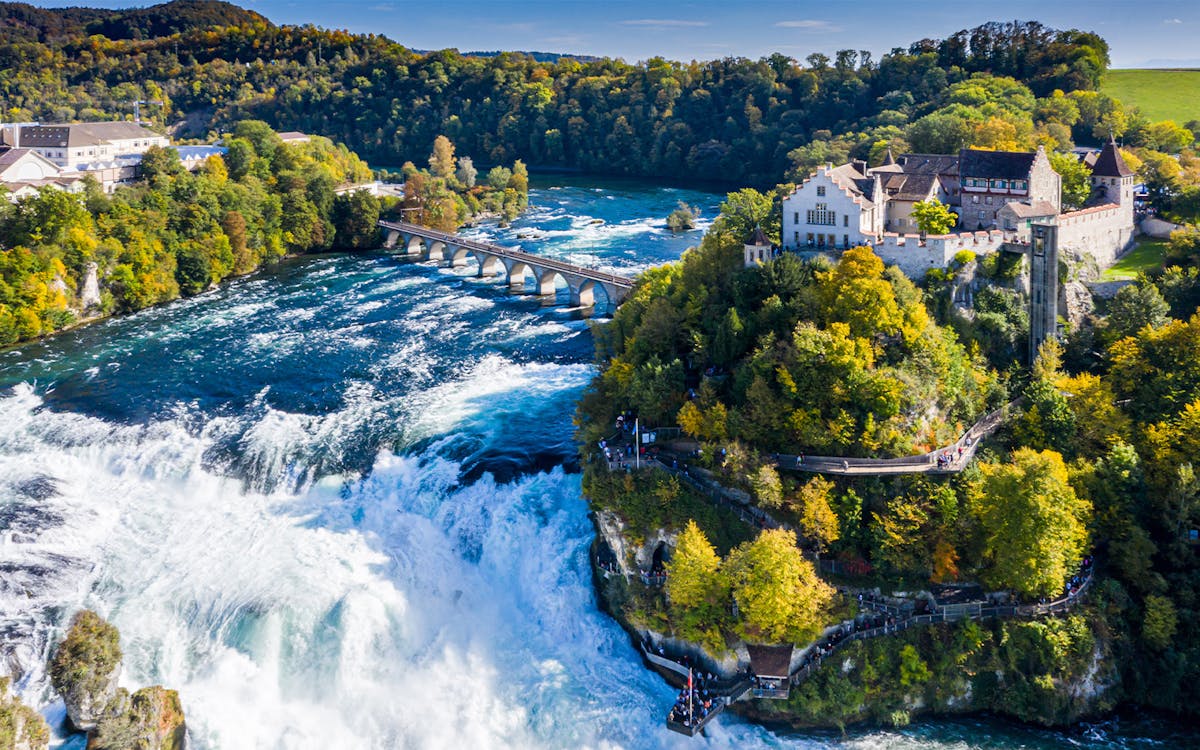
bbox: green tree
[331,190,381,249]
[1049,151,1092,209]
[1104,282,1169,344]
[667,201,699,232]
[508,159,529,194]
[486,166,512,190]
[1166,226,1200,268]
[726,529,833,644]
[911,198,958,235]
[972,448,1090,598]
[1141,594,1178,651]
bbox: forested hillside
[0,2,1120,185]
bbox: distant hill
[461,50,601,64]
[0,0,270,41]
[1101,69,1200,124]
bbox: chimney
[853,159,868,176]
[13,123,19,149]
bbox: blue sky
[26,0,1200,68]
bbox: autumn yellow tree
[428,135,456,179]
[794,476,840,553]
[726,529,833,644]
[972,448,1090,598]
[665,521,729,651]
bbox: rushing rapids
[0,179,1183,748]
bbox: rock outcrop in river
[89,686,186,750]
[0,676,50,750]
[49,610,186,749]
[49,610,122,732]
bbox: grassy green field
[1101,69,1200,124]
[1102,237,1168,281]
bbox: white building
[3,121,169,171]
[0,147,81,200]
[781,162,884,252]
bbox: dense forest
[4,1,1198,217]
[0,1,1136,188]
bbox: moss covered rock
[88,686,186,750]
[0,677,50,750]
[49,610,122,732]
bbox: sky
[23,0,1200,68]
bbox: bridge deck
[379,220,635,289]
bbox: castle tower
[1090,136,1135,231]
[744,226,773,267]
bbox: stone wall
[1057,204,1136,268]
[1028,147,1062,212]
[869,230,1010,277]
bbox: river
[0,177,1186,748]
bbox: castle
[763,139,1137,278]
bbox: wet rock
[0,676,50,750]
[89,686,186,750]
[49,610,122,732]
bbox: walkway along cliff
[588,402,1098,738]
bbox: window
[985,196,992,205]
[793,212,799,224]
[990,179,1007,189]
[806,233,815,246]
[972,195,979,204]
[843,215,848,227]
[978,210,986,220]
[816,186,826,196]
[843,234,849,247]
[1012,180,1027,191]
[806,203,836,226]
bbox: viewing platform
[378,220,635,309]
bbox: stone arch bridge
[378,220,634,309]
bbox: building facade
[781,162,884,252]
[775,140,1135,276]
[5,121,169,171]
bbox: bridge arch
[537,268,568,297]
[447,245,472,268]
[475,252,503,277]
[404,234,425,256]
[504,260,531,290]
[572,279,610,309]
[424,240,447,262]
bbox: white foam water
[0,383,711,749]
